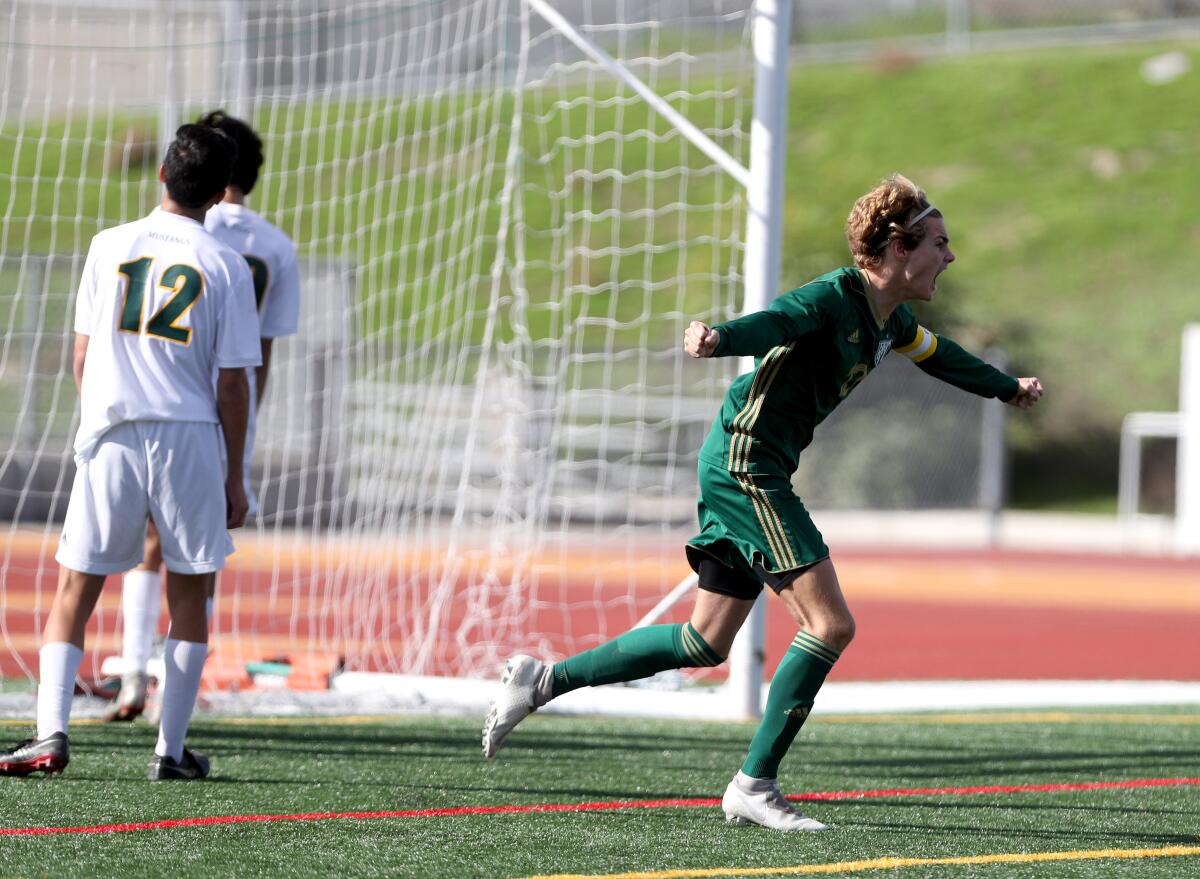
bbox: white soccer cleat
[104,671,149,722]
[721,773,829,832]
[482,654,546,758]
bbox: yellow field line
[818,712,1200,725]
[522,844,1200,879]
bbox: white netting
[0,0,753,686]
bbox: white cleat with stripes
[722,772,829,832]
[482,654,546,758]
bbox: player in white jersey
[202,109,301,516]
[107,111,301,723]
[0,124,261,779]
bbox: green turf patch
[0,708,1196,877]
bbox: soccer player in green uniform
[482,174,1044,831]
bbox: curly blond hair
[846,174,941,269]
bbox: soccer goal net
[1,0,1004,718]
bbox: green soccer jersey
[699,266,1019,477]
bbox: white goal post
[1177,324,1200,554]
[1117,323,1200,557]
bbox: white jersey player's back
[205,202,300,339]
[72,207,261,463]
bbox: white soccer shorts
[56,421,235,575]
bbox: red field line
[2,777,1197,837]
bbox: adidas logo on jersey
[847,330,860,344]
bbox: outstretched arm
[900,326,1045,409]
[684,281,840,359]
[894,318,1027,402]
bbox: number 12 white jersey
[72,207,262,464]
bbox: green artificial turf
[0,708,1197,877]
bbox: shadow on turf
[180,725,751,760]
[841,798,1200,818]
[422,781,713,801]
[817,747,1200,778]
[488,730,749,755]
[836,816,1200,846]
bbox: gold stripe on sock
[680,625,710,666]
[792,631,840,663]
[689,626,721,666]
[792,632,840,665]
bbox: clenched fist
[684,320,720,358]
[1007,377,1044,411]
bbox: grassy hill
[778,42,1195,505]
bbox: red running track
[2,545,1198,681]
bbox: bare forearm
[72,334,89,393]
[216,371,250,481]
[255,338,273,405]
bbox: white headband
[905,204,937,228]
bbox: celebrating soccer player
[0,125,261,780]
[107,110,301,723]
[482,174,1044,830]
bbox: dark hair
[197,110,264,194]
[162,124,237,209]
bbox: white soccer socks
[121,569,161,674]
[721,770,829,832]
[154,638,208,763]
[36,642,83,740]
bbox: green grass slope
[780,43,1195,499]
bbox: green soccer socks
[551,623,723,697]
[740,630,840,779]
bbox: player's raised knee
[809,614,855,653]
[679,621,727,667]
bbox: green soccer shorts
[685,458,830,599]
